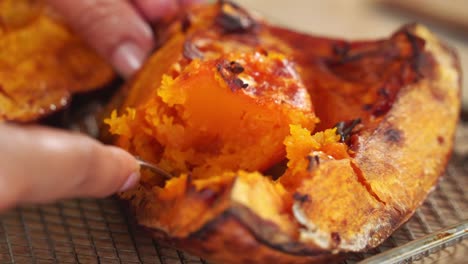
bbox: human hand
[46,0,202,78]
[0,123,139,211]
[0,1,205,211]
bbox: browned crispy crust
[111,2,460,264]
[0,0,114,122]
[169,216,342,264]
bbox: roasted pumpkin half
[0,0,114,122]
[105,2,461,264]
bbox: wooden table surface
[235,0,468,109]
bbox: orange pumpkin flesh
[106,2,461,264]
[107,52,316,179]
[0,0,114,122]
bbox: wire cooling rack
[1,124,467,264]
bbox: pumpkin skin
[106,2,461,264]
[0,0,114,122]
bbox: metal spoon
[134,157,173,179]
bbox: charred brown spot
[437,136,445,145]
[328,48,382,65]
[293,193,310,203]
[306,155,320,172]
[404,31,425,80]
[216,1,256,33]
[371,86,394,116]
[377,87,390,98]
[256,48,268,56]
[384,128,403,145]
[416,52,437,80]
[362,104,373,111]
[372,101,392,117]
[184,173,195,192]
[331,232,341,246]
[335,118,362,143]
[264,160,288,180]
[228,61,245,74]
[217,60,248,91]
[233,78,248,89]
[181,14,192,33]
[332,42,350,58]
[183,40,204,61]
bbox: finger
[46,0,155,78]
[133,0,205,22]
[0,123,139,211]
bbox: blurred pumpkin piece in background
[0,0,114,122]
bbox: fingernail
[119,172,140,192]
[112,42,146,79]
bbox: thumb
[46,0,155,78]
[0,123,140,211]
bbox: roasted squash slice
[105,2,461,264]
[0,0,114,122]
